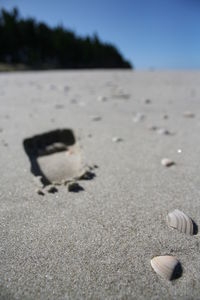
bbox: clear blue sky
[1,0,200,69]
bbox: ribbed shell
[151,256,180,280]
[167,209,193,235]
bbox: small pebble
[145,99,151,104]
[91,115,102,121]
[163,114,169,119]
[161,158,175,167]
[183,111,195,118]
[157,128,171,135]
[133,113,145,123]
[70,99,77,104]
[112,137,123,143]
[55,104,64,109]
[98,96,107,102]
[148,125,158,131]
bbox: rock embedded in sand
[161,158,175,167]
[151,256,182,280]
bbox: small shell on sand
[151,256,181,280]
[161,158,175,167]
[112,137,123,143]
[183,111,195,118]
[167,209,194,235]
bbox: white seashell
[151,256,181,280]
[161,158,175,167]
[167,209,194,235]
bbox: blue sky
[0,0,200,69]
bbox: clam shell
[151,256,181,280]
[167,209,193,235]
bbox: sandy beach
[0,70,200,299]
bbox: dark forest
[0,8,132,70]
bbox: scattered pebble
[163,114,169,119]
[161,158,175,167]
[145,99,151,104]
[157,128,171,135]
[98,96,107,102]
[112,137,123,143]
[68,182,84,192]
[183,111,195,118]
[113,89,130,99]
[91,115,102,121]
[148,125,158,131]
[70,99,78,104]
[133,113,145,123]
[177,149,182,154]
[55,104,64,109]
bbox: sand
[0,70,200,299]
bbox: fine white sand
[0,70,200,299]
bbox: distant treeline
[0,8,132,70]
